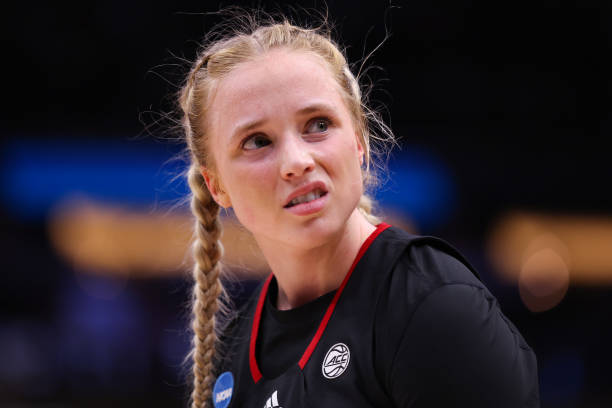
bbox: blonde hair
[178,15,393,408]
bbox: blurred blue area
[375,147,455,230]
[0,139,189,219]
[55,274,152,393]
[1,139,454,230]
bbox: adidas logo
[263,390,282,408]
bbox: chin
[288,212,351,249]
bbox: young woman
[178,17,540,408]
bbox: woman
[178,17,539,408]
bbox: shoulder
[372,227,510,345]
[374,226,487,312]
[375,225,481,281]
[385,282,539,407]
[372,227,540,407]
[372,228,489,367]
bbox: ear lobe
[201,167,232,208]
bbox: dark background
[2,1,610,407]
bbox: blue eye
[306,118,330,133]
[242,134,271,150]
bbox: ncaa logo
[212,372,233,408]
[322,343,350,379]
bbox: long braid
[188,164,223,408]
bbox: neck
[257,210,376,310]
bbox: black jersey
[212,224,540,408]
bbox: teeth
[289,189,323,206]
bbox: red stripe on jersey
[248,223,391,382]
[298,222,390,369]
[249,273,273,383]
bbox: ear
[355,133,365,166]
[201,166,232,208]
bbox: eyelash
[240,116,333,151]
[241,133,271,151]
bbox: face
[203,49,365,251]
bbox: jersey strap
[249,273,273,383]
[248,222,391,383]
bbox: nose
[279,135,315,180]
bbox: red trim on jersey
[248,223,391,382]
[249,273,273,383]
[298,222,390,369]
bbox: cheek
[335,139,365,197]
[327,136,363,180]
[223,160,278,224]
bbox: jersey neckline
[265,277,336,325]
[248,222,391,383]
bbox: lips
[283,182,328,209]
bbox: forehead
[208,49,344,133]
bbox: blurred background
[2,0,610,407]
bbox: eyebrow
[295,102,335,116]
[231,119,266,143]
[229,102,337,143]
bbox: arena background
[2,1,610,407]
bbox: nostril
[280,146,315,179]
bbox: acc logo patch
[322,343,350,379]
[213,371,234,408]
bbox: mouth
[284,188,328,208]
